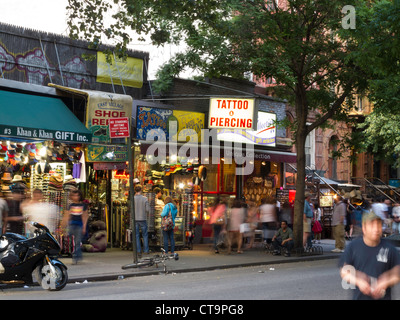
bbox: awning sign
[208,98,255,129]
[0,125,91,143]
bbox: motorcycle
[0,221,68,291]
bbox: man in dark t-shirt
[339,211,400,300]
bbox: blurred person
[227,198,245,254]
[21,189,59,235]
[244,201,258,249]
[0,191,8,235]
[313,203,322,244]
[372,197,390,234]
[134,185,150,256]
[392,204,400,234]
[280,201,293,228]
[345,200,354,240]
[62,189,88,264]
[271,220,294,257]
[208,198,227,254]
[339,211,400,300]
[5,183,27,235]
[161,196,178,254]
[303,192,313,250]
[259,198,277,245]
[332,196,346,253]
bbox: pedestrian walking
[208,198,227,254]
[21,188,60,235]
[62,189,88,264]
[161,196,178,254]
[331,196,346,253]
[339,211,400,300]
[134,185,150,255]
[227,198,245,254]
[259,198,277,246]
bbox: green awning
[0,90,92,143]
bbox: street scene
[1,0,400,302]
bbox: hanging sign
[109,117,130,138]
[208,98,255,129]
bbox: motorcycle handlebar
[30,221,50,233]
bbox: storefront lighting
[261,161,266,165]
[179,183,184,189]
[170,154,177,162]
[39,146,47,157]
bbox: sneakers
[331,248,344,253]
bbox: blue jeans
[162,229,175,253]
[69,224,83,262]
[135,220,149,253]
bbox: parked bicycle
[121,248,179,273]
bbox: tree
[342,0,400,168]
[67,0,370,249]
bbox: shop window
[222,162,236,193]
[202,164,219,192]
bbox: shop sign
[93,162,127,170]
[96,52,143,88]
[87,144,129,162]
[208,98,255,129]
[0,125,90,143]
[217,111,276,147]
[86,92,132,144]
[320,195,334,207]
[109,117,130,138]
[136,106,204,142]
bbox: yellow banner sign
[97,52,143,88]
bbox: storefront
[133,100,297,244]
[48,84,134,249]
[0,80,92,248]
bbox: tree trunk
[292,87,308,250]
[293,132,307,250]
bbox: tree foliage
[66,0,377,248]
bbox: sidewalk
[60,239,342,284]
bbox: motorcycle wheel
[36,263,68,291]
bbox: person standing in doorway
[161,196,178,255]
[332,196,346,253]
[134,185,150,256]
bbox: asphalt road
[0,259,353,300]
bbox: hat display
[11,175,23,182]
[1,172,12,181]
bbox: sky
[0,0,185,79]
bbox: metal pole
[122,119,138,268]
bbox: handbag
[161,207,174,231]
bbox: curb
[68,253,340,284]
